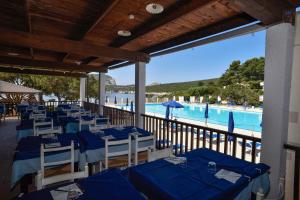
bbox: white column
[261,23,294,198]
[80,77,86,106]
[98,72,106,115]
[135,62,146,128]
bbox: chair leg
[99,161,102,172]
[92,164,96,174]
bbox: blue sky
[108,30,266,85]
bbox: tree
[0,72,80,101]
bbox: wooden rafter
[24,0,34,59]
[0,67,87,77]
[84,0,214,65]
[110,0,213,48]
[103,13,256,68]
[229,0,294,25]
[62,0,120,62]
[143,13,256,53]
[0,56,107,72]
[0,27,150,63]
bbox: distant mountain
[89,74,116,85]
[105,75,116,85]
[106,78,218,93]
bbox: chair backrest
[37,141,88,190]
[89,117,110,132]
[79,117,95,131]
[34,119,62,136]
[31,112,47,120]
[132,134,155,165]
[81,110,91,116]
[147,146,173,162]
[67,111,81,118]
[104,136,131,169]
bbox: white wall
[261,22,294,198]
[288,13,300,144]
[285,13,300,200]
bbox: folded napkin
[44,142,61,148]
[215,169,242,184]
[101,135,115,140]
[131,132,142,136]
[50,183,83,200]
[164,156,186,165]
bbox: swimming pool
[122,103,262,132]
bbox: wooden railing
[83,101,99,113]
[284,143,300,200]
[142,114,262,163]
[103,105,135,126]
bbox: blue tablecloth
[78,127,153,168]
[11,134,81,188]
[16,169,145,200]
[129,148,270,200]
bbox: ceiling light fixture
[8,52,19,56]
[128,14,135,20]
[146,3,164,14]
[117,30,131,37]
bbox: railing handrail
[141,113,261,142]
[103,105,135,115]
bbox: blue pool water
[122,103,262,132]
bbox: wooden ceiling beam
[24,0,34,59]
[0,28,150,63]
[62,0,120,62]
[85,0,213,65]
[143,13,257,54]
[103,13,257,68]
[0,56,107,72]
[109,0,213,48]
[229,0,295,25]
[0,66,87,77]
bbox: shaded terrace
[0,0,299,199]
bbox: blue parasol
[126,98,129,107]
[165,105,170,119]
[204,103,209,124]
[162,100,184,108]
[228,111,235,142]
[130,101,134,112]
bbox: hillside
[106,78,218,93]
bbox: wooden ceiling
[0,0,297,76]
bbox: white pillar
[98,73,106,115]
[135,62,146,128]
[80,78,86,106]
[261,23,294,198]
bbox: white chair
[132,134,155,165]
[103,136,131,170]
[36,141,88,190]
[89,117,110,132]
[147,145,174,162]
[31,112,47,120]
[79,117,95,131]
[67,111,81,118]
[81,110,91,116]
[34,119,62,136]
